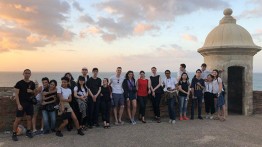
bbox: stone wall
[253,91,262,114]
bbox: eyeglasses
[165,73,170,75]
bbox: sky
[0,0,261,72]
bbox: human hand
[18,104,23,110]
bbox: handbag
[27,96,38,105]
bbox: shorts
[16,103,34,117]
[127,92,137,101]
[217,94,225,109]
[112,93,124,107]
[33,102,42,114]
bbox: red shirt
[137,78,148,97]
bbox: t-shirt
[87,77,102,95]
[150,75,163,94]
[110,75,124,94]
[162,77,177,92]
[205,82,213,93]
[178,81,190,97]
[14,80,35,104]
[43,88,57,103]
[213,77,222,94]
[35,86,45,101]
[137,78,148,97]
[201,70,211,80]
[74,86,88,97]
[57,87,72,100]
[101,86,112,101]
[190,77,205,97]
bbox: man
[201,63,210,81]
[177,63,188,81]
[109,67,125,125]
[12,69,36,141]
[87,68,102,128]
[162,70,178,124]
[190,69,205,120]
[81,67,89,83]
[32,77,49,135]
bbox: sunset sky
[0,0,261,72]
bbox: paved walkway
[0,115,262,147]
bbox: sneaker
[56,131,63,137]
[179,117,184,121]
[132,120,136,125]
[157,118,161,123]
[12,132,18,141]
[169,119,172,123]
[206,114,210,119]
[183,116,189,120]
[114,122,119,125]
[198,116,203,120]
[26,130,33,138]
[77,129,85,136]
[171,120,176,124]
[210,115,214,120]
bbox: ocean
[0,72,261,91]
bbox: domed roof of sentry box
[198,8,261,56]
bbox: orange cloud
[133,23,158,35]
[182,34,198,42]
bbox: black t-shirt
[87,77,102,94]
[190,77,205,97]
[14,80,35,104]
[178,81,190,97]
[150,75,163,94]
[101,86,112,101]
[43,88,57,103]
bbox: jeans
[151,93,162,117]
[42,110,56,132]
[101,99,111,123]
[138,96,147,117]
[191,96,202,118]
[179,96,188,114]
[204,92,215,114]
[167,98,176,120]
[88,96,101,126]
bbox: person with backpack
[178,72,190,121]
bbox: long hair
[76,76,88,93]
[125,70,135,80]
[64,72,74,81]
[213,69,219,79]
[179,72,189,83]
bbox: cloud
[80,0,229,42]
[79,26,101,38]
[182,34,198,42]
[0,0,75,52]
[238,0,262,18]
[72,1,83,12]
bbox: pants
[151,93,162,118]
[204,92,215,114]
[138,96,147,117]
[179,96,188,114]
[167,98,176,120]
[88,96,101,126]
[101,99,111,123]
[191,96,202,117]
[68,99,81,128]
[42,110,56,132]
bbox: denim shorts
[112,93,125,107]
[217,94,225,109]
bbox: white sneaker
[132,120,136,125]
[210,115,214,120]
[171,120,176,124]
[206,114,210,119]
[169,119,172,123]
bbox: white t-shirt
[205,82,213,93]
[162,77,178,91]
[177,70,188,81]
[212,77,222,94]
[57,87,72,100]
[35,86,44,101]
[74,86,88,96]
[201,69,211,80]
[110,75,124,94]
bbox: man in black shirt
[12,69,36,141]
[87,68,102,128]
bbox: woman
[204,74,215,119]
[122,71,137,125]
[56,76,84,137]
[136,71,150,123]
[41,80,57,134]
[178,72,190,121]
[64,72,80,131]
[212,70,226,121]
[149,67,163,123]
[100,78,112,128]
[74,76,88,130]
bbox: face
[180,66,185,71]
[93,70,98,77]
[212,71,218,77]
[61,80,68,88]
[66,74,72,80]
[42,80,49,88]
[165,71,171,77]
[23,70,31,79]
[116,68,122,75]
[79,80,85,85]
[151,68,156,74]
[128,72,133,79]
[82,69,88,75]
[140,72,145,78]
[49,82,56,90]
[103,79,108,85]
[196,71,201,77]
[201,66,206,71]
[207,75,213,82]
[182,74,187,80]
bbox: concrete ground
[0,115,262,147]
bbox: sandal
[220,118,226,122]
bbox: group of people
[11,63,226,141]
